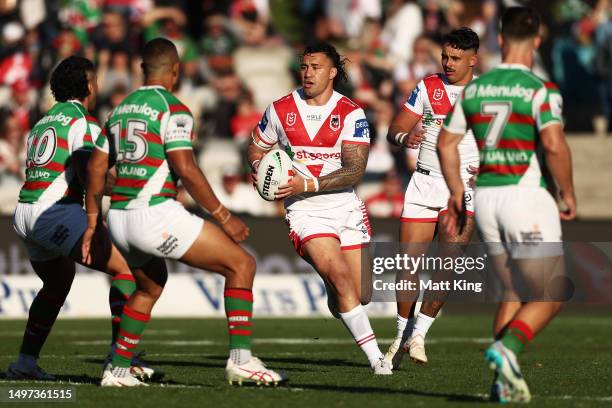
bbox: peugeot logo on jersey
[433,88,445,101]
[330,114,340,131]
[286,112,296,126]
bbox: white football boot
[372,356,393,375]
[6,362,56,380]
[384,331,410,370]
[103,351,164,382]
[404,333,428,365]
[484,341,531,403]
[226,357,286,386]
[101,365,148,387]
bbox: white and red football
[256,149,292,201]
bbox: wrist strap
[312,177,319,192]
[250,159,260,171]
[394,132,408,146]
[303,178,308,193]
[211,203,231,225]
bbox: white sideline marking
[0,380,609,400]
[71,337,492,346]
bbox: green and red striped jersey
[95,85,194,209]
[18,100,99,205]
[443,63,564,188]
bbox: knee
[227,252,256,280]
[326,266,354,295]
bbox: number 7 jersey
[443,63,563,188]
[94,85,194,209]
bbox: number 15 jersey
[95,85,194,210]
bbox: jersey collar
[67,99,83,105]
[498,63,530,71]
[139,85,166,90]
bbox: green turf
[0,313,611,407]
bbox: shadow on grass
[291,383,488,403]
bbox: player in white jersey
[384,28,480,368]
[247,43,391,375]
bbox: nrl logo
[433,88,445,101]
[329,114,340,131]
[286,112,296,126]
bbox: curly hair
[302,43,349,85]
[50,56,95,102]
[442,27,480,52]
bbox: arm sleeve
[162,107,194,152]
[67,118,88,153]
[401,81,424,118]
[255,105,280,147]
[442,94,468,135]
[534,83,564,131]
[341,108,371,145]
[94,127,110,154]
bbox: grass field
[1,313,611,407]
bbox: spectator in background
[141,6,198,62]
[201,14,237,76]
[594,0,612,132]
[202,69,244,139]
[380,0,423,66]
[212,164,278,216]
[364,170,404,218]
[0,111,25,212]
[0,21,32,87]
[232,7,294,112]
[96,82,129,123]
[7,79,39,133]
[231,91,261,145]
[96,47,137,98]
[92,9,137,56]
[393,35,439,99]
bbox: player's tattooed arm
[317,143,369,192]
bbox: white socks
[230,348,252,365]
[340,305,383,367]
[395,315,415,339]
[412,313,435,338]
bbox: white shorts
[286,194,371,256]
[401,171,474,222]
[13,202,87,261]
[107,199,204,267]
[475,186,563,259]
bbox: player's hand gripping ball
[256,149,292,201]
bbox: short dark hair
[141,38,179,77]
[442,27,479,52]
[50,56,95,102]
[302,43,348,85]
[501,6,541,41]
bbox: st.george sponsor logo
[294,151,341,160]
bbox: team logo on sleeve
[258,113,268,132]
[286,112,296,126]
[329,114,340,131]
[407,87,419,106]
[354,119,369,138]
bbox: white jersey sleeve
[402,81,425,117]
[162,111,194,152]
[255,105,281,148]
[341,108,370,145]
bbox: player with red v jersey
[384,28,480,369]
[248,43,391,375]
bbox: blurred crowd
[0,0,610,217]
